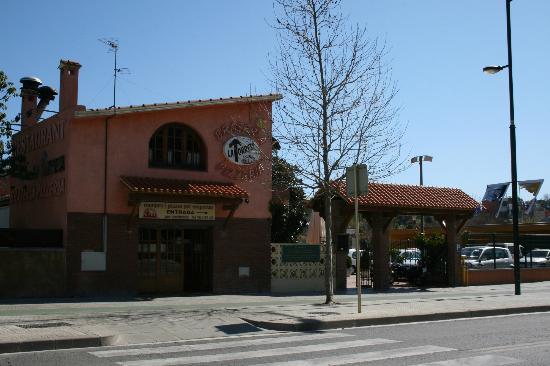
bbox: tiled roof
[120,176,248,199]
[75,94,283,117]
[333,182,478,212]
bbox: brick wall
[66,213,138,296]
[0,248,66,298]
[65,213,270,295]
[213,218,271,293]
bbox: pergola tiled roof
[332,182,478,213]
[120,176,248,199]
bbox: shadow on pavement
[215,323,264,334]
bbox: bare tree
[271,0,405,304]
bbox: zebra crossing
[88,331,522,366]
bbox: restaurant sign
[139,202,215,220]
[223,136,260,165]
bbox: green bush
[389,248,403,263]
[414,233,447,277]
[346,254,352,269]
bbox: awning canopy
[120,176,248,200]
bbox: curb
[0,334,118,354]
[243,305,550,332]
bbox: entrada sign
[223,136,260,165]
[139,202,215,220]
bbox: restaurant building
[11,60,281,296]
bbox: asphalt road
[1,312,549,365]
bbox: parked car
[494,242,524,259]
[395,248,421,268]
[519,249,550,267]
[391,248,422,282]
[464,246,513,268]
[348,249,363,274]
[461,245,484,259]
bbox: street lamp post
[411,155,433,233]
[483,0,521,295]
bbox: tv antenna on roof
[99,38,130,110]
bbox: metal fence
[390,238,448,285]
[355,240,373,288]
[355,238,446,287]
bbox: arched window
[148,123,206,170]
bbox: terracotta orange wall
[67,101,273,219]
[466,268,550,286]
[10,112,70,231]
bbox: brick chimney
[58,60,81,112]
[20,76,42,130]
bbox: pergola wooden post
[365,213,395,289]
[435,214,469,287]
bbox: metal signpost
[346,164,368,313]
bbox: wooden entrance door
[138,227,184,294]
[183,229,213,292]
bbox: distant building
[10,60,281,296]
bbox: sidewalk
[2,281,550,354]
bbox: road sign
[346,164,369,314]
[346,164,369,196]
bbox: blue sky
[3,0,549,201]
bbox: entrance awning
[120,176,249,200]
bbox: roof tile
[333,182,478,211]
[121,176,248,199]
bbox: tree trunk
[324,192,334,304]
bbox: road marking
[247,345,455,366]
[116,338,400,366]
[470,339,550,354]
[352,311,550,329]
[408,355,520,366]
[90,332,351,357]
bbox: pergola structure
[312,182,479,289]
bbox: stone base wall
[0,248,66,298]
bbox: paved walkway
[2,281,550,353]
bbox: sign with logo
[139,202,215,220]
[223,136,260,165]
